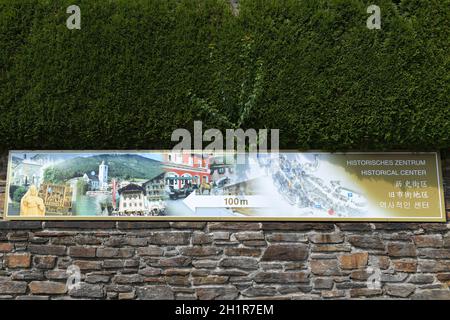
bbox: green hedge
[0,0,448,152]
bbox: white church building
[98,161,109,190]
[83,161,109,191]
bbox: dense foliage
[0,0,448,152]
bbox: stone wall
[0,155,449,300]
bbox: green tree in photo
[12,186,27,203]
[43,167,65,184]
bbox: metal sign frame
[4,150,446,222]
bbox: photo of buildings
[6,151,242,218]
[7,152,167,217]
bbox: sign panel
[4,151,446,221]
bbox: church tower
[98,161,109,190]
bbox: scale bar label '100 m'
[4,151,445,222]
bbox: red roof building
[163,152,211,189]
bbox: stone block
[413,235,443,248]
[29,281,67,295]
[418,248,450,259]
[136,286,174,300]
[113,274,143,284]
[45,221,116,229]
[0,221,42,230]
[192,232,213,245]
[170,222,206,229]
[29,245,66,256]
[336,223,372,232]
[219,257,258,270]
[196,286,238,300]
[313,278,334,290]
[262,223,334,231]
[117,222,169,229]
[69,246,97,258]
[348,235,385,250]
[137,246,163,256]
[387,243,417,257]
[192,276,228,286]
[261,244,308,261]
[338,252,369,269]
[266,233,308,242]
[209,222,261,231]
[253,272,309,283]
[0,281,28,294]
[411,289,450,300]
[6,253,31,268]
[349,288,382,298]
[180,246,220,257]
[232,231,264,241]
[11,270,44,281]
[148,232,190,245]
[311,259,342,276]
[33,255,57,269]
[97,247,134,258]
[418,260,450,273]
[392,259,417,273]
[69,283,105,298]
[73,260,103,271]
[224,248,261,257]
[0,243,13,252]
[385,284,415,298]
[309,233,344,244]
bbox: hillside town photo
[6,151,243,218]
